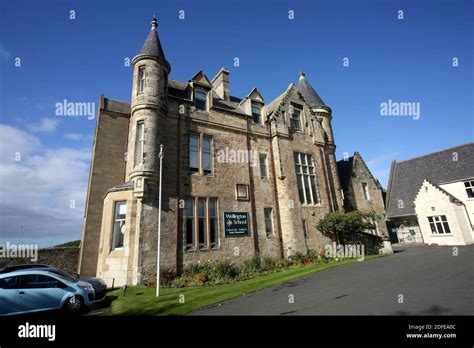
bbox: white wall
[414,181,472,246]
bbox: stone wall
[78,96,130,277]
[0,247,80,274]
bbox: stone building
[337,152,389,237]
[386,142,474,245]
[79,17,355,286]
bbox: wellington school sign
[224,212,250,237]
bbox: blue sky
[0,0,472,246]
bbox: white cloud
[64,133,93,142]
[27,117,60,133]
[0,124,90,247]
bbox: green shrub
[241,256,261,275]
[261,256,276,272]
[274,258,292,270]
[159,268,177,287]
[183,263,203,277]
[212,260,238,279]
[170,276,187,288]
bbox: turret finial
[151,15,158,31]
[298,71,305,81]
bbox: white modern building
[386,142,474,246]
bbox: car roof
[0,269,75,282]
[0,264,51,273]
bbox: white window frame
[138,66,146,94]
[428,215,452,234]
[134,121,145,166]
[294,152,319,205]
[464,180,474,198]
[111,201,127,250]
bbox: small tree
[316,211,380,244]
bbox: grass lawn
[107,254,386,315]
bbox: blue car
[0,269,95,316]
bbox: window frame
[111,201,127,251]
[290,106,302,131]
[189,133,213,176]
[428,215,452,235]
[294,152,320,205]
[264,208,274,237]
[183,197,219,250]
[251,103,262,125]
[194,89,208,111]
[134,120,145,167]
[362,182,371,201]
[464,180,474,198]
[138,66,146,94]
[259,153,268,179]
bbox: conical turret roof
[296,72,327,109]
[134,16,168,64]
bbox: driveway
[193,246,474,315]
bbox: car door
[17,274,66,313]
[0,276,22,315]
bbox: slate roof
[296,73,327,109]
[136,27,166,61]
[386,142,474,218]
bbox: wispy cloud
[365,152,398,188]
[0,124,90,246]
[64,133,93,142]
[26,117,60,133]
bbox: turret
[296,72,334,144]
[127,16,171,197]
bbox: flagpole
[156,144,164,297]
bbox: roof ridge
[397,142,474,163]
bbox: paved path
[193,246,474,315]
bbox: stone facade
[79,17,388,287]
[337,152,389,238]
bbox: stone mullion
[206,197,211,249]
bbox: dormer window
[138,67,146,93]
[195,90,208,111]
[251,104,262,124]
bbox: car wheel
[64,295,83,314]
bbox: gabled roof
[337,152,382,190]
[245,88,265,103]
[415,179,462,203]
[190,70,212,87]
[386,142,474,218]
[296,72,327,110]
